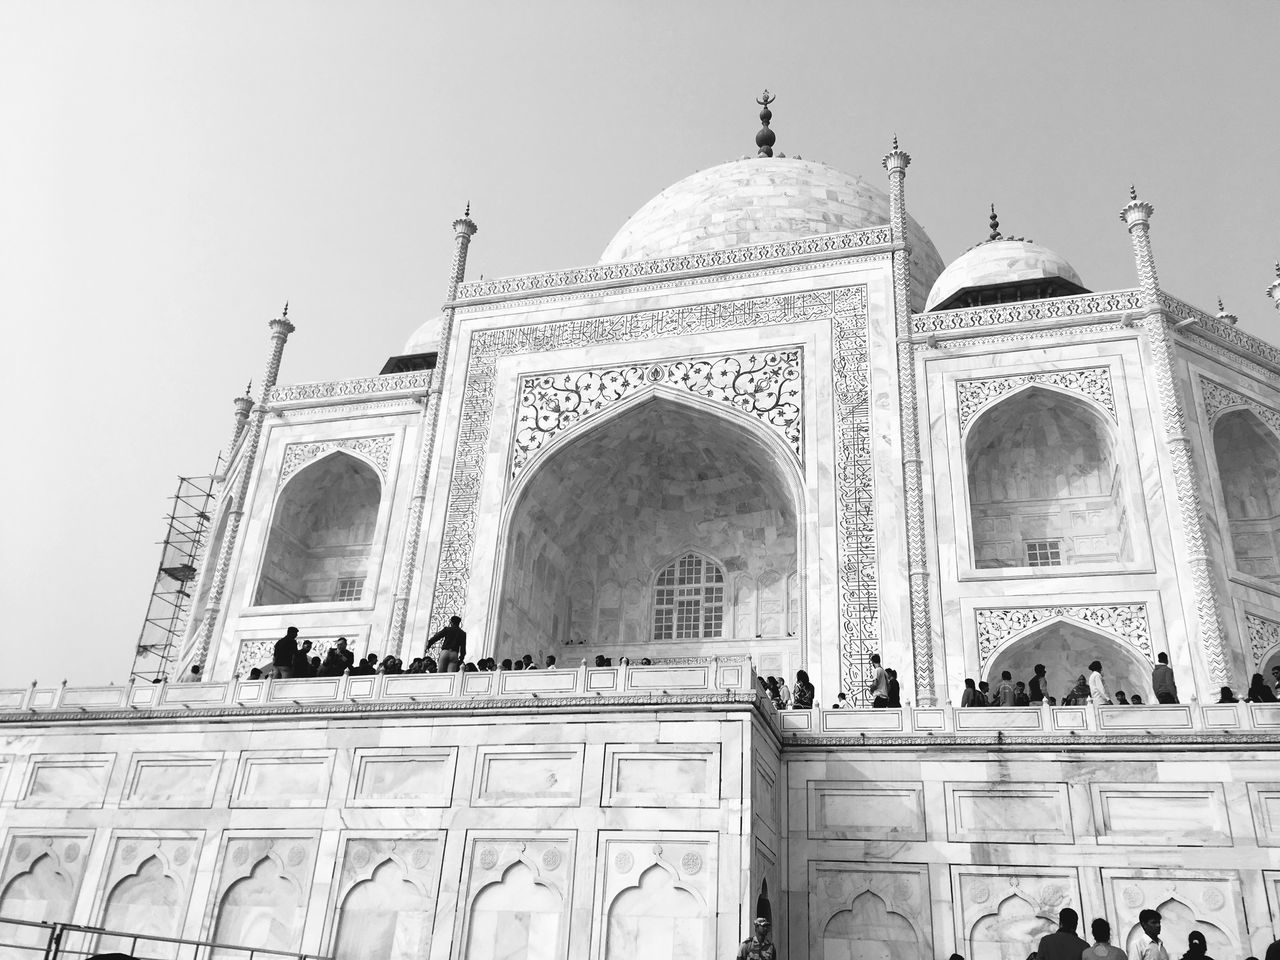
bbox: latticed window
[653,553,725,641]
[334,577,366,601]
[1025,540,1062,567]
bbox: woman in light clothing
[1088,659,1112,705]
[1085,918,1127,960]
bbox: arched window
[255,453,381,605]
[653,553,725,641]
[1213,410,1280,585]
[967,388,1131,569]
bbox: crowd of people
[1028,905,1280,960]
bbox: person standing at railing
[792,670,814,709]
[1028,663,1048,704]
[1152,652,1179,704]
[1087,660,1112,705]
[428,615,467,673]
[272,626,299,679]
[867,654,889,708]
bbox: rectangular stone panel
[348,748,457,807]
[820,710,904,732]
[472,745,584,806]
[807,782,927,841]
[18,754,114,808]
[602,743,720,808]
[945,783,1073,843]
[953,708,1044,732]
[230,751,335,808]
[497,670,577,695]
[1097,705,1193,729]
[1247,783,1280,846]
[1090,784,1232,845]
[121,752,222,808]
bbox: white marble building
[3,104,1280,960]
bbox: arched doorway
[967,387,1132,570]
[1212,409,1280,585]
[985,621,1151,703]
[493,394,801,665]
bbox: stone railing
[456,226,895,302]
[775,701,1280,738]
[911,288,1145,336]
[266,370,432,406]
[0,658,753,718]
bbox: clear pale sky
[1,1,1277,690]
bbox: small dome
[403,315,444,355]
[600,157,945,311]
[925,239,1086,312]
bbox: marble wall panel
[806,783,927,842]
[456,832,575,960]
[1264,871,1280,943]
[346,747,457,807]
[1090,784,1232,846]
[120,752,222,808]
[88,831,202,957]
[944,783,1073,844]
[602,744,720,808]
[1246,783,1280,846]
[593,832,716,960]
[1099,869,1246,960]
[472,745,584,807]
[0,831,94,945]
[324,833,444,960]
[951,867,1083,960]
[809,861,932,960]
[229,750,335,808]
[17,753,113,809]
[202,833,319,954]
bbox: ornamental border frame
[1245,612,1280,672]
[974,602,1155,675]
[278,435,396,486]
[1199,377,1280,439]
[956,366,1117,435]
[428,287,876,693]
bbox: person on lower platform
[736,918,776,960]
[1036,907,1089,960]
[1130,909,1169,960]
[428,615,466,673]
[1085,917,1127,960]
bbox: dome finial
[464,201,470,217]
[1129,185,1138,201]
[755,89,776,158]
[988,203,1002,242]
[281,300,289,320]
[892,133,899,151]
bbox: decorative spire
[988,203,1002,242]
[755,90,776,158]
[464,201,470,217]
[1216,298,1239,326]
[281,301,288,319]
[1130,185,1138,201]
[892,134,899,150]
[1268,261,1280,312]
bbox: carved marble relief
[234,635,351,679]
[278,435,394,485]
[596,835,714,960]
[511,348,802,480]
[1246,613,1280,671]
[957,367,1116,433]
[975,603,1154,671]
[432,288,877,697]
[811,862,931,960]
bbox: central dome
[599,157,944,310]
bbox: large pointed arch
[254,450,382,606]
[985,620,1152,703]
[489,388,803,664]
[1212,408,1280,585]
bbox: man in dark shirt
[429,616,466,673]
[273,627,299,679]
[291,639,313,678]
[1037,907,1090,960]
[1029,663,1048,704]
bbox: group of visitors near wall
[1009,905,1280,960]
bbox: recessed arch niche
[985,621,1151,704]
[96,856,182,958]
[1212,409,1280,585]
[822,890,919,960]
[966,387,1132,570]
[464,862,561,960]
[255,451,381,605]
[493,393,800,662]
[211,857,304,960]
[604,865,706,960]
[333,859,430,960]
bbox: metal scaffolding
[131,468,221,683]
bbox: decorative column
[1121,189,1230,685]
[883,137,936,706]
[387,205,478,652]
[184,306,296,675]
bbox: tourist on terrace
[1036,907,1089,960]
[1085,917,1127,960]
[1029,663,1048,703]
[1014,681,1030,706]
[777,675,792,707]
[272,626,299,679]
[1152,652,1179,703]
[1179,930,1213,960]
[993,671,1016,706]
[1217,686,1238,704]
[1131,909,1169,960]
[179,663,203,683]
[1065,675,1090,706]
[960,678,982,708]
[867,653,889,708]
[792,670,815,709]
[428,615,466,673]
[545,655,557,669]
[1114,691,1129,705]
[523,654,537,670]
[291,639,313,678]
[886,668,901,708]
[1129,694,1144,704]
[833,692,849,708]
[1247,673,1278,702]
[1272,665,1280,699]
[1087,660,1112,705]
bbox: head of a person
[1116,690,1126,700]
[424,656,437,673]
[886,668,897,679]
[1058,907,1078,931]
[546,655,556,667]
[594,655,606,667]
[310,656,320,667]
[1016,681,1026,691]
[449,615,461,626]
[501,658,513,670]
[1035,663,1046,676]
[1091,917,1111,944]
[1251,672,1266,689]
[191,664,201,676]
[1273,665,1280,681]
[522,654,533,665]
[752,918,771,940]
[369,653,379,664]
[337,637,348,650]
[1076,674,1087,687]
[301,639,312,651]
[1186,931,1207,955]
[837,692,847,701]
[1001,670,1012,681]
[464,661,477,672]
[870,654,881,666]
[1089,660,1102,674]
[964,678,976,689]
[979,681,990,692]
[1158,652,1169,664]
[248,668,261,680]
[513,660,524,670]
[1130,694,1143,704]
[286,626,299,638]
[796,669,809,684]
[641,657,652,665]
[1047,696,1057,705]
[1138,909,1161,939]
